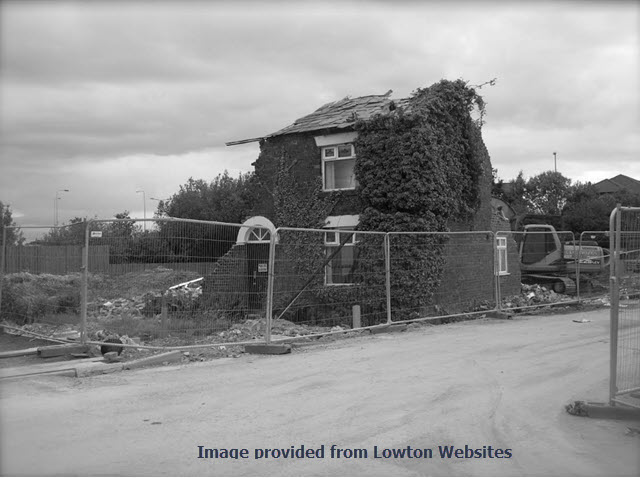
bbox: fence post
[578,231,584,302]
[493,232,501,312]
[608,204,621,405]
[264,228,278,344]
[160,293,168,338]
[384,233,392,324]
[80,220,90,344]
[0,226,6,318]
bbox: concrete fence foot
[370,324,408,335]
[566,400,640,420]
[244,343,292,355]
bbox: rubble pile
[502,283,571,309]
[213,317,327,343]
[89,282,203,319]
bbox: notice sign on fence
[258,263,268,273]
[90,231,103,238]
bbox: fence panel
[388,231,501,321]
[268,227,388,337]
[498,229,579,311]
[609,206,640,408]
[85,218,269,347]
[0,224,85,337]
[577,231,611,302]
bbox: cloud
[0,0,638,228]
[1,144,257,225]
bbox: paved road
[1,309,639,476]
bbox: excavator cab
[520,226,562,267]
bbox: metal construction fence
[0,217,620,350]
[0,224,85,335]
[83,218,264,344]
[609,206,640,408]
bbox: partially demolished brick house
[210,87,520,321]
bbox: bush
[1,272,81,324]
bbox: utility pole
[553,152,557,173]
[136,189,146,232]
[54,189,69,226]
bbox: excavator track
[523,274,577,295]
[552,276,576,295]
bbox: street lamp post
[54,189,69,226]
[136,189,146,232]
[553,152,557,172]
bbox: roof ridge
[228,88,410,144]
[613,174,640,185]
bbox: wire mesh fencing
[5,217,625,351]
[576,231,612,302]
[0,224,85,337]
[85,218,269,346]
[498,228,580,311]
[268,227,388,338]
[387,231,501,321]
[494,230,523,310]
[609,206,640,408]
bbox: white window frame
[324,229,358,286]
[247,227,270,243]
[321,143,357,192]
[496,236,509,276]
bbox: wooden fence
[2,245,216,276]
[3,245,108,274]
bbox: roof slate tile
[268,91,401,137]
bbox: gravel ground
[1,307,638,476]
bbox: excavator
[518,224,610,294]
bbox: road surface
[1,308,639,476]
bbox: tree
[496,170,571,216]
[496,171,529,214]
[38,217,87,245]
[105,211,139,238]
[155,171,256,261]
[157,171,255,223]
[0,201,24,246]
[563,183,640,236]
[524,171,572,215]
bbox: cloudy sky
[1,0,638,229]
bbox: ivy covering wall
[354,79,490,315]
[250,79,494,322]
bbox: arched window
[248,227,271,243]
[236,216,276,244]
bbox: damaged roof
[227,90,410,145]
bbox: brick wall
[499,237,522,299]
[252,132,362,222]
[431,233,495,312]
[202,244,249,319]
[238,125,519,317]
[491,210,522,299]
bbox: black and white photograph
[1,1,639,476]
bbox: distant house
[220,89,521,316]
[593,174,640,196]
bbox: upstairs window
[324,230,358,285]
[322,144,357,191]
